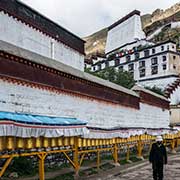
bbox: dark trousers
[152,163,163,180]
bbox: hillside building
[90,11,180,90]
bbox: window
[173,65,176,69]
[119,66,123,71]
[126,55,131,62]
[105,61,109,68]
[173,56,176,60]
[139,69,146,77]
[139,61,145,68]
[152,48,156,54]
[128,64,134,71]
[135,52,140,60]
[163,64,167,70]
[161,46,164,51]
[93,66,96,71]
[115,59,120,66]
[98,64,101,71]
[162,56,166,61]
[167,45,169,50]
[151,57,158,65]
[151,66,158,75]
[144,50,150,57]
[139,61,145,77]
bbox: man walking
[149,135,167,180]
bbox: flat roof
[132,85,169,102]
[108,10,141,31]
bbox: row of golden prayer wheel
[0,133,179,152]
[0,134,159,151]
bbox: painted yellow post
[0,156,13,177]
[137,138,143,159]
[38,153,47,180]
[171,139,176,154]
[113,139,119,165]
[97,151,100,169]
[126,144,130,162]
[73,137,80,176]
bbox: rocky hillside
[84,3,180,56]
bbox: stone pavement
[88,155,180,180]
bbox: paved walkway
[104,155,180,180]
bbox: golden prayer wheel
[87,139,91,146]
[57,137,63,146]
[6,136,14,150]
[99,139,103,145]
[95,139,99,146]
[43,137,50,148]
[0,137,4,151]
[34,137,42,148]
[64,137,69,146]
[82,138,86,147]
[78,138,82,147]
[51,138,57,147]
[16,137,25,149]
[25,138,34,149]
[70,137,74,146]
[91,139,95,146]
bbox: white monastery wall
[139,76,178,90]
[0,80,169,129]
[170,86,180,105]
[105,14,145,54]
[0,11,84,71]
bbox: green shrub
[9,157,36,176]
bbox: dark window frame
[163,64,167,70]
[144,49,150,57]
[152,48,156,54]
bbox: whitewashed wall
[170,86,180,105]
[139,76,178,90]
[105,14,145,54]
[0,11,84,71]
[0,80,169,129]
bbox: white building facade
[0,0,85,71]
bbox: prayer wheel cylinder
[78,138,82,147]
[64,137,69,146]
[87,139,90,146]
[35,137,42,148]
[51,138,57,147]
[95,139,99,146]
[6,137,14,150]
[57,137,63,146]
[16,137,24,149]
[82,139,86,147]
[0,137,4,151]
[70,137,74,146]
[99,139,103,145]
[26,138,34,149]
[43,138,50,148]
[92,139,95,146]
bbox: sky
[22,0,179,38]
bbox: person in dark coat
[149,135,167,180]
